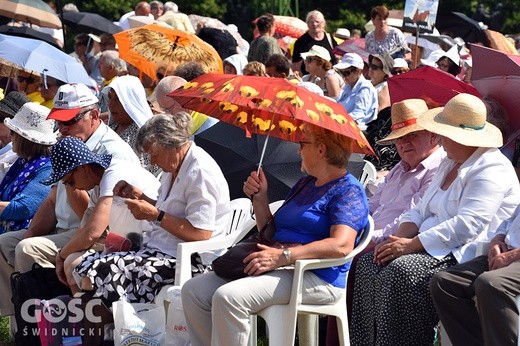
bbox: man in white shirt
[0,84,139,316]
[118,2,153,30]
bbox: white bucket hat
[4,102,57,145]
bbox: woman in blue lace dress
[182,123,369,346]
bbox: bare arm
[325,73,342,99]
[124,198,212,242]
[0,201,8,213]
[243,169,271,231]
[113,180,157,205]
[24,186,58,238]
[244,224,358,275]
[58,196,112,258]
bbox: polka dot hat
[41,136,112,185]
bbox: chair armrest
[174,218,257,285]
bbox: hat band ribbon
[459,123,485,130]
[391,118,417,131]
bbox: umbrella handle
[257,133,270,174]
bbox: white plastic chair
[359,160,377,188]
[249,216,374,346]
[155,197,255,307]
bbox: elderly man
[0,83,139,317]
[431,206,520,346]
[326,98,446,346]
[157,1,195,33]
[151,75,217,134]
[118,1,153,30]
[291,10,337,75]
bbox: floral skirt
[74,248,209,306]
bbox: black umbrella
[195,121,306,202]
[436,11,490,46]
[62,11,122,35]
[0,25,60,49]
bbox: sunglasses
[16,75,37,84]
[156,72,165,80]
[305,57,317,63]
[392,68,407,75]
[369,63,383,70]
[56,108,93,127]
[337,68,356,77]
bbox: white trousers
[181,268,342,346]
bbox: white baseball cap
[48,84,98,121]
[334,53,364,70]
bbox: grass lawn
[0,316,14,345]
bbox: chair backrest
[359,160,377,188]
[351,215,374,258]
[225,198,254,236]
[269,200,285,214]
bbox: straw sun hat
[417,93,503,148]
[377,99,429,145]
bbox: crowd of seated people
[2,5,520,345]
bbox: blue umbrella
[0,34,93,86]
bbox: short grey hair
[136,112,193,153]
[164,1,178,12]
[154,76,187,110]
[101,50,127,74]
[306,10,325,24]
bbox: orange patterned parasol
[169,73,375,156]
[114,24,222,80]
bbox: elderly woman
[182,123,369,346]
[292,10,337,76]
[335,53,378,130]
[301,45,344,99]
[351,94,520,346]
[0,102,56,233]
[72,112,230,302]
[368,53,393,112]
[107,75,157,173]
[365,5,408,58]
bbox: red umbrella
[470,44,520,141]
[169,73,375,156]
[333,38,369,62]
[253,15,307,38]
[388,65,481,106]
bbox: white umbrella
[0,34,93,86]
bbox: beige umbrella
[0,0,61,29]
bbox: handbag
[212,177,311,280]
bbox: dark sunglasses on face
[17,76,36,84]
[369,63,383,70]
[305,57,316,63]
[156,72,165,80]
[338,68,356,77]
[56,108,92,127]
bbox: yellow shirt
[191,111,210,134]
[27,92,45,104]
[41,98,54,109]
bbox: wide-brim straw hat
[377,99,429,145]
[417,93,502,148]
[4,102,57,145]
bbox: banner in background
[403,0,440,34]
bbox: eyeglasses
[16,75,37,84]
[392,68,408,75]
[299,141,314,149]
[156,72,165,80]
[337,69,356,77]
[437,63,451,69]
[369,63,383,70]
[305,57,317,63]
[56,107,93,127]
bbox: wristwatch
[283,248,292,264]
[154,209,165,225]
